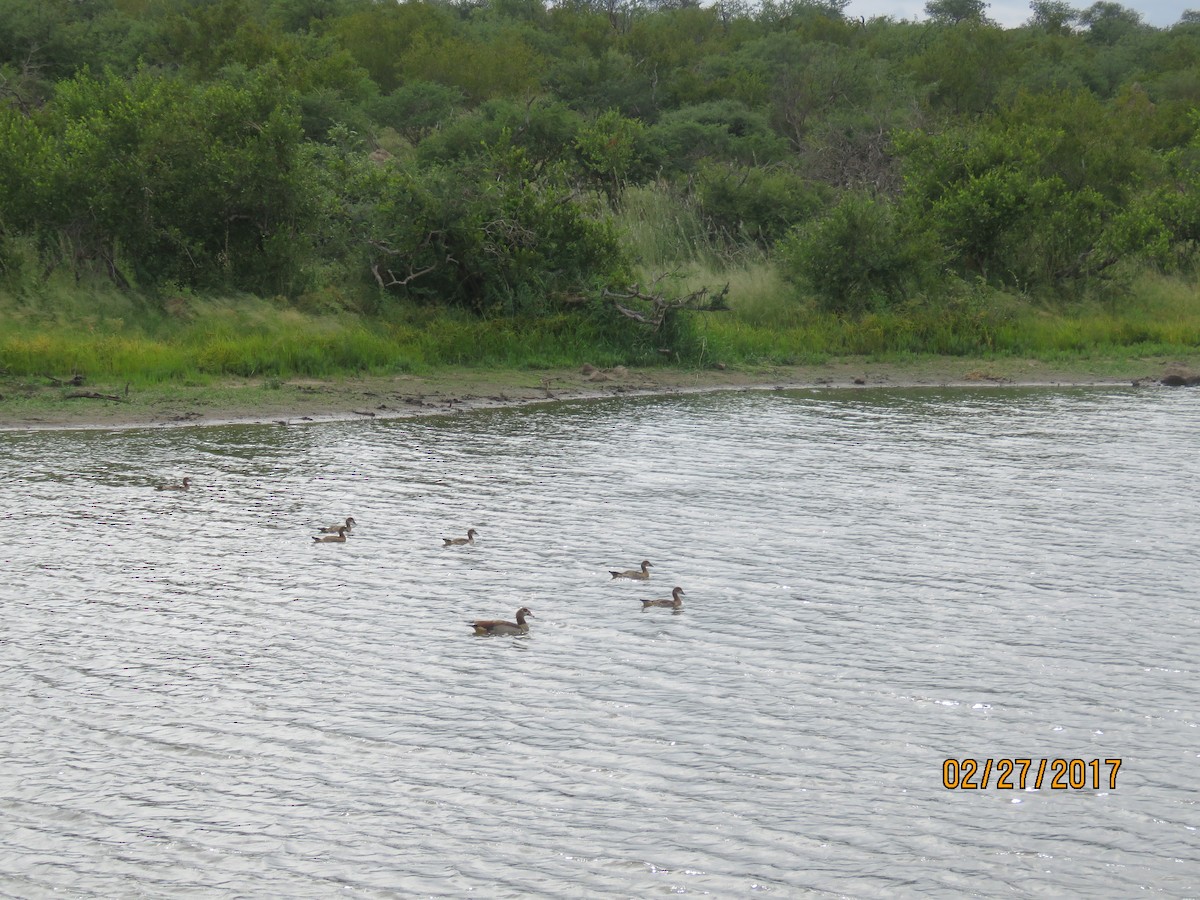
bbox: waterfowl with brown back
[642,587,685,608]
[610,560,652,580]
[470,607,533,635]
[155,477,191,491]
[318,517,357,533]
[444,528,478,546]
[313,527,348,543]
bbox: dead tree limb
[372,260,439,289]
[368,233,446,289]
[65,391,125,402]
[46,373,85,387]
[602,280,730,332]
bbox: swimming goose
[155,477,191,491]
[470,607,533,636]
[443,528,478,546]
[318,517,357,534]
[313,527,348,543]
[642,587,685,609]
[610,560,652,580]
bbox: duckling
[610,559,652,580]
[470,607,533,636]
[642,587,685,609]
[443,528,478,546]
[155,477,191,491]
[318,516,356,534]
[313,527,348,543]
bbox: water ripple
[2,386,1198,896]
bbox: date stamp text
[942,758,1121,790]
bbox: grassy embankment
[2,185,1198,404]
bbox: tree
[894,89,1159,289]
[924,0,993,25]
[574,109,649,201]
[1028,0,1079,34]
[362,148,630,316]
[32,68,318,293]
[1078,1,1143,44]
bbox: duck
[470,607,533,636]
[318,516,356,534]
[642,587,685,609]
[155,477,191,491]
[313,527,348,543]
[610,560,652,580]
[443,528,478,546]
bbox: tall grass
[1,261,1197,385]
[691,273,1200,365]
[0,282,647,382]
[613,182,764,275]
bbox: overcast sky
[842,0,1190,28]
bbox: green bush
[695,162,828,245]
[416,98,582,167]
[645,101,790,174]
[365,148,630,317]
[368,81,464,144]
[777,192,941,314]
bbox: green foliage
[368,81,464,144]
[0,0,1197,356]
[924,0,993,25]
[1,68,318,294]
[694,162,827,245]
[894,89,1180,291]
[329,2,455,93]
[1028,0,1080,34]
[777,191,940,314]
[645,101,789,174]
[364,146,630,317]
[0,0,141,99]
[907,21,1014,115]
[574,109,650,200]
[417,99,583,167]
[398,28,545,102]
[546,49,658,117]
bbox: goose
[313,527,348,543]
[155,477,191,491]
[470,607,533,636]
[443,528,478,546]
[642,587,685,609]
[318,516,356,534]
[610,560,652,580]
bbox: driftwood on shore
[47,373,85,387]
[65,391,125,402]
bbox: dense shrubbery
[0,0,1197,327]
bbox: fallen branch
[65,391,125,402]
[46,373,85,387]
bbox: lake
[1,385,1197,896]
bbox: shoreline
[1,356,1195,431]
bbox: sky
[842,0,1190,29]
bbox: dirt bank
[1,356,1195,431]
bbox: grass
[1,228,1198,388]
[5,282,1195,386]
[0,287,648,383]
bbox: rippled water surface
[2,386,1198,897]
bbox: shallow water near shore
[1,385,1197,896]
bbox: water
[1,386,1197,897]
